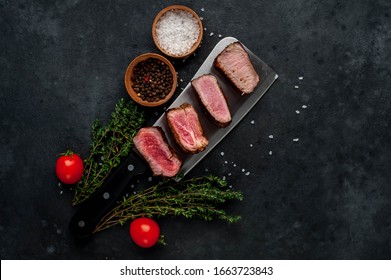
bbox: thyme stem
[93,175,243,234]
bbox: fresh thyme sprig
[72,98,145,206]
[93,175,244,233]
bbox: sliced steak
[166,103,208,154]
[133,127,182,177]
[214,42,259,94]
[191,74,232,127]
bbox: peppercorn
[131,58,173,102]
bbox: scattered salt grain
[224,161,228,164]
[131,184,134,188]
[296,110,300,114]
[293,138,300,142]
[242,168,245,172]
[302,105,308,109]
[229,185,233,189]
[154,111,159,116]
[148,177,152,182]
[209,32,214,37]
[250,120,255,125]
[220,152,225,156]
[294,85,299,89]
[60,190,63,195]
[233,164,237,167]
[245,171,250,176]
[298,76,304,80]
[269,151,273,156]
[58,182,61,187]
[201,7,205,12]
[205,168,209,172]
[269,135,274,139]
[200,17,204,20]
[228,173,232,176]
[155,9,201,56]
[250,144,253,147]
[222,176,226,181]
[204,27,207,31]
[218,34,222,38]
[180,78,184,82]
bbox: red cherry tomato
[55,152,84,184]
[130,217,160,248]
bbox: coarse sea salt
[156,9,200,56]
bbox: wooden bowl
[124,53,177,107]
[152,5,203,59]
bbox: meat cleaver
[69,37,278,239]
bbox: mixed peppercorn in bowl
[124,53,177,107]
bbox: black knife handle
[69,152,148,239]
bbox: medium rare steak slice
[214,42,259,94]
[191,74,232,127]
[166,103,208,154]
[133,127,182,177]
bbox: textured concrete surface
[1,0,391,259]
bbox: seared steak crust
[166,103,209,154]
[133,127,182,177]
[191,74,232,128]
[214,42,259,94]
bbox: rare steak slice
[191,74,232,127]
[166,103,208,154]
[214,42,259,94]
[133,127,182,177]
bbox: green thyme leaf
[93,175,243,233]
[72,98,145,205]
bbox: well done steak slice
[133,127,182,177]
[166,103,208,154]
[214,42,259,94]
[191,74,232,127]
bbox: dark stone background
[1,0,390,259]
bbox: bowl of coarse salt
[152,5,203,59]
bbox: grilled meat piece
[214,42,259,94]
[133,127,182,177]
[166,103,208,154]
[191,74,232,127]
